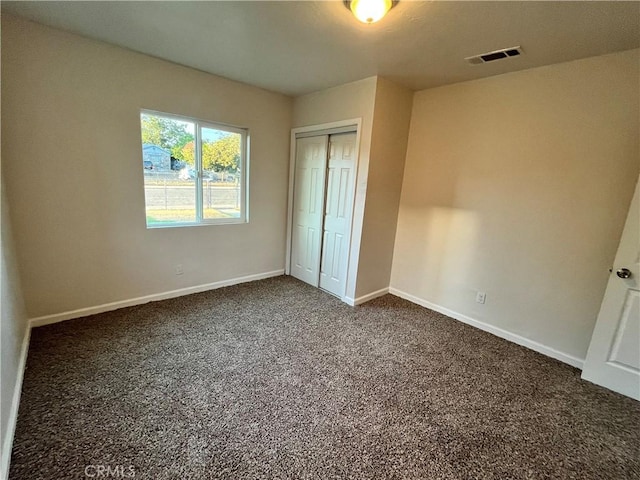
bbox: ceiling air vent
[465,46,523,65]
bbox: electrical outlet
[175,264,184,275]
[475,291,486,304]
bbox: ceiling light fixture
[344,0,398,24]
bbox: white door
[582,178,640,400]
[319,133,357,297]
[290,136,329,286]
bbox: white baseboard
[29,269,285,328]
[388,287,585,370]
[1,324,31,480]
[344,287,389,306]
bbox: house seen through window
[140,110,248,227]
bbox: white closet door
[290,136,329,287]
[319,133,357,297]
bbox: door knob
[616,268,632,279]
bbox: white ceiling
[3,1,639,96]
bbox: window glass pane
[201,126,242,220]
[141,113,196,226]
[140,111,247,227]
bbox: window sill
[146,219,247,229]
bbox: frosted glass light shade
[349,0,393,24]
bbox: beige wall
[293,77,377,300]
[391,49,640,361]
[1,15,292,318]
[1,182,28,474]
[356,78,413,297]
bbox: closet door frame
[285,118,362,303]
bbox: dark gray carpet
[10,276,640,479]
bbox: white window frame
[141,109,249,228]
